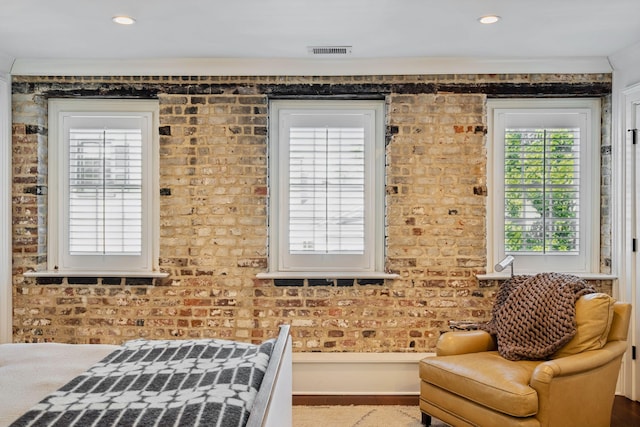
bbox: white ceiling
[2,0,640,75]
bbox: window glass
[68,126,143,255]
[504,126,580,254]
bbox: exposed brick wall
[11,74,613,350]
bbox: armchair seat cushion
[419,351,541,417]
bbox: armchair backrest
[552,293,629,359]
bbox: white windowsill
[256,271,399,280]
[23,270,169,278]
[477,272,617,281]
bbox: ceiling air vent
[308,46,352,56]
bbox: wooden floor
[612,395,640,427]
[293,395,640,426]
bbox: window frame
[487,98,601,274]
[264,99,389,278]
[0,73,12,342]
[47,99,161,275]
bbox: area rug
[292,405,449,427]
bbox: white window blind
[289,126,365,254]
[504,127,580,254]
[68,128,143,255]
[267,100,386,275]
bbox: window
[264,100,388,277]
[487,99,600,274]
[48,99,160,274]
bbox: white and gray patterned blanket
[10,337,275,427]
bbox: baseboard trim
[293,394,420,406]
[293,352,432,395]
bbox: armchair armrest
[529,340,628,427]
[531,340,628,385]
[436,330,497,356]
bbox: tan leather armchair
[419,293,632,427]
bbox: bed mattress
[0,343,119,427]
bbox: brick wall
[11,74,613,351]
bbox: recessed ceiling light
[112,15,136,25]
[478,15,501,24]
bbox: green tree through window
[504,128,580,253]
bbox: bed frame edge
[245,324,292,427]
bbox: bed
[0,324,292,427]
